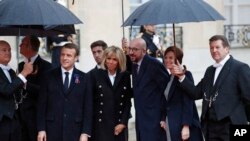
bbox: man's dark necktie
[132,64,138,86]
[64,72,69,91]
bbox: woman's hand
[114,124,126,135]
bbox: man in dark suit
[89,40,107,69]
[171,35,250,141]
[37,43,92,141]
[0,40,33,141]
[18,36,52,141]
[87,40,108,87]
[128,38,169,141]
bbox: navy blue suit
[164,71,203,141]
[37,67,92,141]
[133,55,169,141]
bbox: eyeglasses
[128,47,141,52]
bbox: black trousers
[20,114,37,141]
[203,117,231,141]
[0,115,21,141]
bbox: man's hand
[181,125,190,140]
[20,62,33,77]
[79,133,88,141]
[37,131,46,141]
[114,124,126,135]
[160,121,166,130]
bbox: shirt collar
[96,64,101,69]
[108,71,116,77]
[137,57,143,66]
[61,67,74,75]
[24,54,38,63]
[213,54,230,68]
[0,64,11,71]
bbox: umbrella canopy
[122,0,225,47]
[0,0,82,25]
[0,25,76,36]
[123,0,225,26]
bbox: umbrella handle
[121,0,125,38]
[173,23,176,47]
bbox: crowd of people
[1,26,250,141]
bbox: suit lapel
[54,68,65,95]
[167,76,177,101]
[67,68,78,95]
[212,57,232,91]
[8,69,17,80]
[0,68,10,82]
[113,71,123,90]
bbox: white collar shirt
[213,54,230,84]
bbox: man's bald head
[129,38,147,63]
[130,38,147,51]
[0,40,11,48]
[0,40,11,65]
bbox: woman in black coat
[161,46,203,141]
[88,46,132,141]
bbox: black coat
[180,56,250,136]
[18,55,51,141]
[141,32,159,58]
[0,68,24,120]
[132,55,169,141]
[87,69,132,141]
[163,71,203,141]
[0,68,24,141]
[37,67,92,141]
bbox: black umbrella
[0,25,76,37]
[122,0,225,46]
[0,0,82,25]
[0,0,82,36]
[0,0,82,64]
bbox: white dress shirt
[213,54,230,85]
[108,71,116,86]
[0,64,27,83]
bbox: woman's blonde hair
[101,46,127,72]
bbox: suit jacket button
[121,95,124,98]
[99,118,102,122]
[99,110,103,114]
[120,103,123,106]
[100,94,103,97]
[119,111,122,114]
[123,86,127,90]
[100,102,103,105]
[99,85,102,88]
